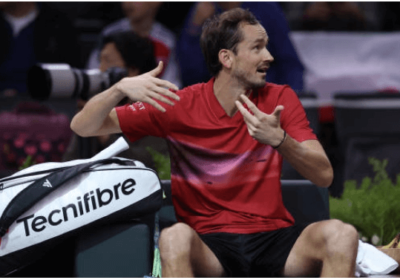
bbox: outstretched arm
[71,62,180,137]
[235,94,333,187]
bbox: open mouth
[257,67,268,74]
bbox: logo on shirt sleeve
[129,102,146,112]
[128,104,136,112]
[136,102,146,110]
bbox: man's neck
[129,16,154,37]
[3,2,37,18]
[213,72,251,117]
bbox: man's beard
[232,68,266,90]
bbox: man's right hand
[71,61,180,137]
[115,61,180,112]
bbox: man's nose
[263,48,274,63]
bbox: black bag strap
[0,158,135,237]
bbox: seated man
[63,31,169,171]
[71,8,359,277]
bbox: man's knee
[322,219,359,255]
[159,222,195,261]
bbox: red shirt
[116,78,317,234]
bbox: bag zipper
[0,161,152,192]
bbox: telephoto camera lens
[27,64,127,101]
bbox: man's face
[99,42,138,77]
[230,23,274,89]
[121,2,161,23]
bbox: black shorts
[199,223,309,277]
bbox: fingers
[122,60,183,113]
[272,105,284,120]
[148,86,175,106]
[152,77,180,99]
[238,94,284,120]
[235,98,284,128]
[146,62,179,92]
[148,61,164,77]
[235,100,256,124]
[153,76,179,92]
[142,96,167,113]
[140,84,181,113]
[239,94,262,118]
[235,100,260,138]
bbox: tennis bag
[0,139,163,276]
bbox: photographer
[63,31,169,170]
[86,2,182,89]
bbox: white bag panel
[0,167,160,256]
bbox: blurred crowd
[1,1,399,98]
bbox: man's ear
[218,49,233,69]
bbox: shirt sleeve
[115,101,171,143]
[278,86,317,142]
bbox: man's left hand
[235,94,285,147]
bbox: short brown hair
[200,8,260,77]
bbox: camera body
[27,64,127,101]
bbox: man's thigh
[202,225,309,277]
[248,223,309,277]
[283,219,358,277]
[200,233,251,277]
[159,223,226,277]
[190,230,227,277]
[282,220,333,277]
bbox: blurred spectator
[177,2,304,92]
[86,2,182,88]
[63,31,169,170]
[281,2,382,31]
[155,2,194,35]
[0,2,80,96]
[46,2,124,26]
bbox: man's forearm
[71,84,124,137]
[277,135,333,187]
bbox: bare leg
[159,222,226,277]
[283,219,359,277]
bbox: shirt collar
[205,77,258,120]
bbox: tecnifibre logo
[16,178,136,237]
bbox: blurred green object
[330,157,400,246]
[146,147,170,180]
[18,155,36,170]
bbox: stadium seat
[281,180,330,223]
[333,93,400,192]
